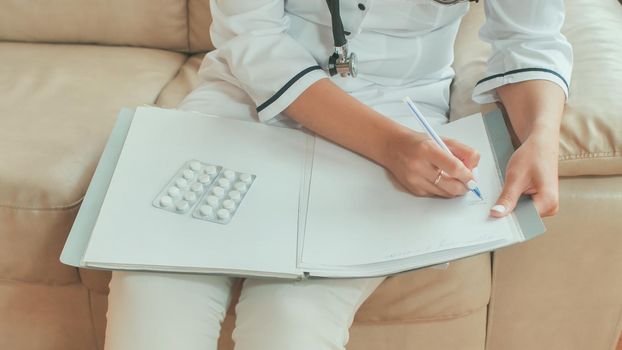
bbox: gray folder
[61,108,545,269]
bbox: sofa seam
[88,290,103,350]
[559,152,621,160]
[0,277,110,296]
[0,196,83,211]
[484,252,496,350]
[186,0,191,52]
[0,277,81,287]
[353,304,488,326]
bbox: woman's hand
[494,80,566,218]
[491,131,560,218]
[381,129,481,198]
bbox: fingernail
[491,205,506,214]
[467,180,479,190]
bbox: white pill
[217,208,231,220]
[175,178,188,188]
[159,196,173,207]
[228,190,241,201]
[212,186,225,197]
[222,199,236,210]
[183,191,197,202]
[199,205,214,217]
[217,178,231,188]
[204,165,217,175]
[189,161,202,171]
[223,169,236,180]
[183,169,194,179]
[176,200,190,212]
[239,173,252,184]
[167,186,181,197]
[206,195,220,207]
[190,182,204,192]
[198,174,211,184]
[234,182,247,193]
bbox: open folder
[61,107,544,279]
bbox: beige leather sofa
[1,1,621,349]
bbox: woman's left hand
[490,132,560,218]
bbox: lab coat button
[358,3,366,11]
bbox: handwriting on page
[465,192,488,206]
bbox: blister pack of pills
[152,160,221,214]
[192,169,255,224]
[153,160,255,225]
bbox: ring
[433,170,444,185]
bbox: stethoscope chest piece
[328,46,357,78]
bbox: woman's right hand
[283,79,480,198]
[381,129,481,198]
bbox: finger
[421,165,468,197]
[428,145,478,190]
[444,139,481,170]
[403,175,454,198]
[531,189,559,217]
[419,178,455,198]
[491,172,525,218]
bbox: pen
[402,96,483,200]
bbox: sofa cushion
[0,42,186,209]
[451,0,622,176]
[356,254,490,322]
[0,42,185,282]
[487,176,622,350]
[189,0,215,52]
[0,0,214,53]
[0,281,99,350]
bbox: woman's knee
[232,278,384,350]
[233,290,346,350]
[108,271,234,316]
[105,272,236,350]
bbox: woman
[105,1,572,349]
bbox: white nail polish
[491,205,506,214]
[467,180,479,190]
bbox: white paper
[84,107,309,277]
[300,114,518,268]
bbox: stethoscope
[325,0,479,78]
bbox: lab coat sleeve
[202,0,328,122]
[472,0,573,104]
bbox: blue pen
[402,96,483,200]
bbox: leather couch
[1,1,621,349]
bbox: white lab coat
[191,0,572,126]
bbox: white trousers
[104,80,395,350]
[105,272,384,350]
